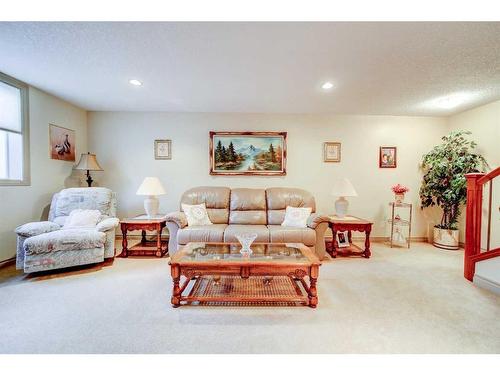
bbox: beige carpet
[0,242,499,354]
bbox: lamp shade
[74,152,103,171]
[331,178,358,197]
[136,177,166,196]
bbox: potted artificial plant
[420,131,487,250]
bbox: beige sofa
[165,186,330,260]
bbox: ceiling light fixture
[322,82,334,90]
[129,79,143,86]
[430,92,475,110]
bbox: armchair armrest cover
[166,212,188,229]
[96,217,120,232]
[15,221,61,237]
[307,213,331,229]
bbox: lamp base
[334,197,349,218]
[144,196,159,217]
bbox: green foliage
[419,131,488,229]
[269,143,276,162]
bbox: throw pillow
[182,203,213,226]
[64,209,102,229]
[281,206,312,228]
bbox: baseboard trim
[473,274,500,296]
[0,256,16,269]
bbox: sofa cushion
[23,229,106,256]
[229,188,267,224]
[266,187,316,225]
[224,224,269,243]
[177,224,227,244]
[268,225,316,246]
[181,187,230,224]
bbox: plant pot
[395,193,405,204]
[433,227,459,250]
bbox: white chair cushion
[64,209,102,229]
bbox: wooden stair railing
[464,167,500,281]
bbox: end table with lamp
[120,177,168,257]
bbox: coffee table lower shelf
[177,275,310,307]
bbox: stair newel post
[464,173,484,281]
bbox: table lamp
[331,178,358,218]
[74,152,103,187]
[136,177,166,217]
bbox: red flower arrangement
[391,184,410,194]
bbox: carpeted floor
[0,242,499,354]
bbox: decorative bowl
[235,233,258,255]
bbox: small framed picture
[336,231,350,248]
[379,146,397,168]
[324,142,341,162]
[154,140,172,160]
[49,124,76,162]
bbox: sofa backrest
[48,187,117,223]
[229,188,267,225]
[180,186,230,224]
[266,187,316,225]
[179,186,316,225]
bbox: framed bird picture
[49,124,76,161]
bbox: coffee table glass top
[174,242,312,264]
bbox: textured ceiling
[1,22,500,115]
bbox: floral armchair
[15,187,119,273]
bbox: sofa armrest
[166,211,188,229]
[15,221,61,237]
[96,217,120,232]
[307,213,331,229]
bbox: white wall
[0,87,87,261]
[88,112,446,239]
[447,100,500,248]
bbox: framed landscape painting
[49,124,76,162]
[209,131,287,176]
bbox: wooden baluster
[464,173,484,281]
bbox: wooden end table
[328,215,373,258]
[120,215,168,258]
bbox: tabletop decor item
[331,177,358,218]
[336,230,350,248]
[154,139,172,160]
[74,152,103,187]
[323,142,341,162]
[236,233,258,255]
[49,124,75,161]
[136,177,166,217]
[391,183,409,203]
[209,131,286,176]
[379,146,397,168]
[420,131,487,250]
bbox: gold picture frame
[324,142,341,162]
[154,139,172,160]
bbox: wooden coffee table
[169,242,321,308]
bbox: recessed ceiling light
[322,82,334,90]
[430,92,475,110]
[129,79,142,86]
